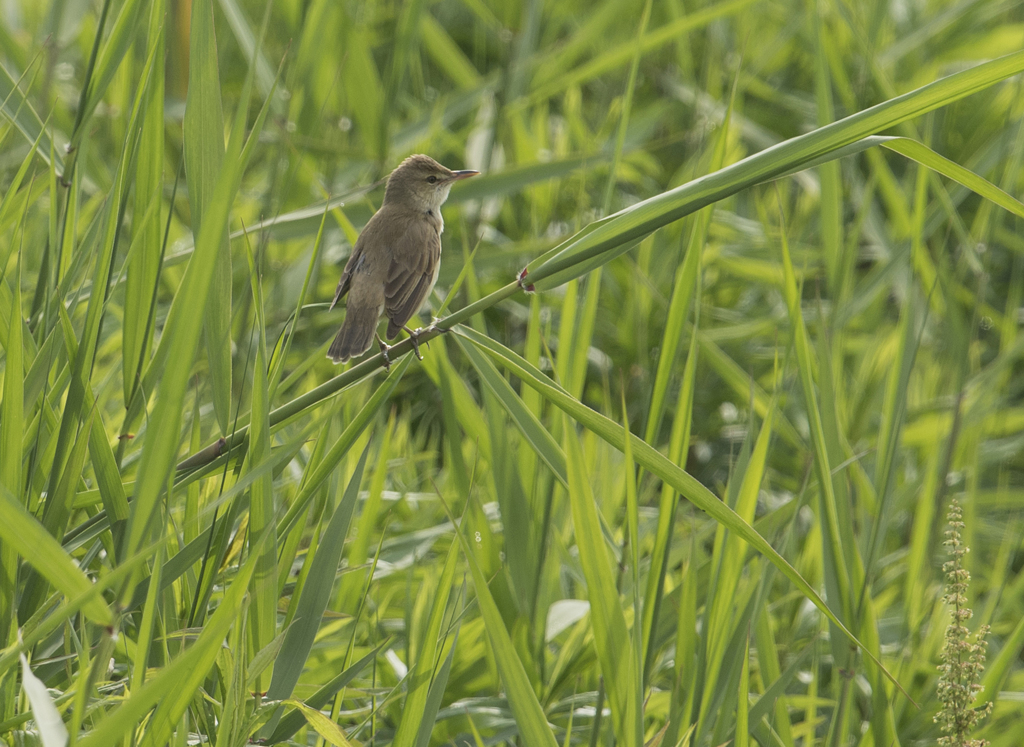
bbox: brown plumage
[327,155,478,364]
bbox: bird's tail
[328,306,379,363]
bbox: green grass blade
[736,633,749,747]
[564,420,642,747]
[881,137,1024,222]
[79,0,145,134]
[0,61,62,168]
[699,409,773,731]
[268,204,330,401]
[814,4,842,293]
[217,0,277,99]
[641,303,700,683]
[245,239,277,692]
[87,411,130,525]
[643,217,704,448]
[413,624,460,747]
[0,254,23,642]
[0,543,153,679]
[279,699,357,746]
[774,199,852,619]
[521,0,757,109]
[123,0,166,404]
[130,543,163,692]
[276,355,412,540]
[392,535,460,747]
[0,482,112,627]
[263,443,369,717]
[184,0,231,435]
[696,334,802,449]
[444,499,559,747]
[120,43,263,588]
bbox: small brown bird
[328,154,479,365]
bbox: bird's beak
[449,170,480,181]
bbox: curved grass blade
[123,0,166,406]
[454,333,567,486]
[413,624,460,747]
[525,50,1024,290]
[245,234,277,691]
[0,60,62,169]
[880,137,1024,222]
[453,326,912,701]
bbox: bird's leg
[375,332,393,371]
[402,325,426,360]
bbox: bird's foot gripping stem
[401,326,425,360]
[375,333,393,371]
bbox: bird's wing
[330,206,389,310]
[329,242,361,310]
[383,219,441,334]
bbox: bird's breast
[424,208,444,235]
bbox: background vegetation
[1,0,1024,745]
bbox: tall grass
[1,0,1023,745]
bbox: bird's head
[383,154,479,213]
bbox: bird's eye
[427,175,438,184]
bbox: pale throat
[415,184,452,233]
